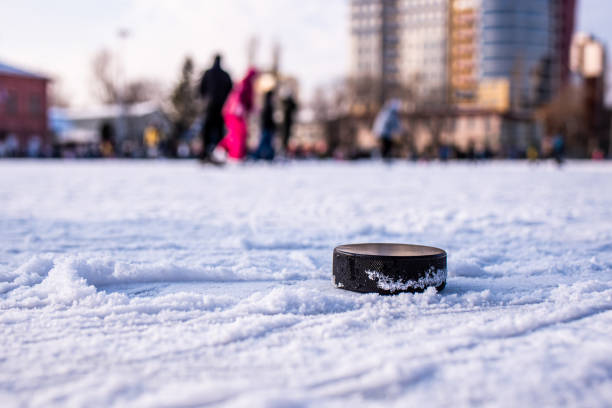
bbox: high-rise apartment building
[478,0,576,110]
[449,0,479,104]
[399,0,448,99]
[350,0,576,111]
[350,0,447,103]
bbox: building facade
[351,0,447,103]
[350,0,576,111]
[58,101,170,157]
[569,32,608,156]
[478,0,570,111]
[399,0,448,100]
[449,0,480,104]
[350,0,400,105]
[0,61,49,156]
[348,0,577,157]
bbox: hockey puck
[332,243,447,294]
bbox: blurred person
[177,141,191,158]
[0,130,6,157]
[143,124,161,158]
[466,140,476,161]
[591,148,605,160]
[5,133,19,157]
[27,136,41,158]
[372,100,401,159]
[252,90,276,160]
[552,133,564,165]
[99,123,116,158]
[527,145,539,162]
[219,68,257,160]
[281,90,297,152]
[541,135,553,158]
[439,144,451,161]
[483,143,494,159]
[199,54,233,162]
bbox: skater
[219,68,257,160]
[372,99,401,159]
[281,90,297,152]
[253,90,276,160]
[198,54,233,162]
[552,133,564,165]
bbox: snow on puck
[332,243,447,294]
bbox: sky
[0,0,610,107]
[0,0,348,107]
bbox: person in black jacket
[253,90,276,160]
[281,91,297,152]
[199,54,232,160]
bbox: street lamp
[116,28,131,149]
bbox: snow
[1,159,612,407]
[364,266,447,292]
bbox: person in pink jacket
[219,68,258,160]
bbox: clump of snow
[1,160,612,407]
[365,266,447,292]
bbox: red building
[0,61,49,156]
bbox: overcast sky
[0,0,609,107]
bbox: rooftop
[0,60,48,79]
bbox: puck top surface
[334,243,445,258]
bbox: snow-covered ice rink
[1,160,612,407]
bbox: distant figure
[143,124,161,158]
[253,90,276,160]
[0,130,6,157]
[219,68,257,160]
[27,136,41,158]
[281,91,297,152]
[373,100,401,159]
[592,148,605,160]
[439,144,451,161]
[466,140,476,161]
[100,122,115,157]
[5,133,19,157]
[527,145,539,162]
[199,54,233,161]
[552,133,564,165]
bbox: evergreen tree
[169,57,198,155]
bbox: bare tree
[91,48,161,105]
[91,49,120,104]
[123,79,162,104]
[346,75,383,115]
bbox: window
[6,91,18,115]
[29,94,42,115]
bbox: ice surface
[1,160,612,407]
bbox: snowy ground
[1,160,612,407]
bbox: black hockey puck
[332,243,447,294]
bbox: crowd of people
[197,54,297,165]
[0,53,582,163]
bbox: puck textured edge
[332,243,447,295]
